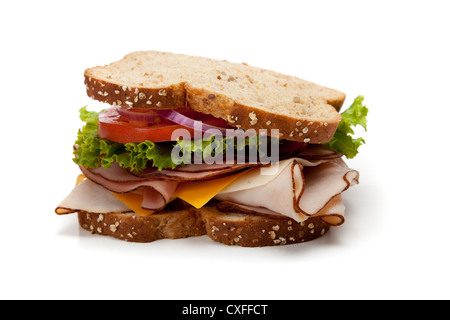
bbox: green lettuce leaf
[73,107,179,171]
[322,95,368,159]
[173,133,262,164]
[72,108,269,171]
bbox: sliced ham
[79,164,178,211]
[141,184,177,210]
[91,162,145,182]
[297,144,343,160]
[130,162,258,181]
[89,161,257,182]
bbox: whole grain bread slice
[77,203,330,247]
[78,206,205,243]
[85,51,345,143]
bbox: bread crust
[84,75,187,110]
[84,51,345,144]
[78,207,204,243]
[77,205,330,247]
[185,85,340,144]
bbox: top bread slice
[84,51,345,143]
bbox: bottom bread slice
[77,205,331,247]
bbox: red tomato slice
[98,107,231,143]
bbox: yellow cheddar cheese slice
[173,170,250,209]
[76,174,86,186]
[111,192,155,217]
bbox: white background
[1,0,449,300]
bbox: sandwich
[55,51,367,247]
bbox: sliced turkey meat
[55,179,131,215]
[216,195,346,226]
[215,158,358,223]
